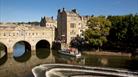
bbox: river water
[0,44,138,77]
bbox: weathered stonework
[0,25,55,53]
[57,8,91,44]
[40,16,57,28]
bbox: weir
[32,64,138,77]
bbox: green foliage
[17,21,40,25]
[84,16,111,49]
[27,21,40,25]
[83,14,138,52]
[107,14,138,51]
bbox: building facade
[40,16,57,28]
[39,8,91,44]
[0,25,55,53]
[57,8,91,44]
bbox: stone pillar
[7,47,13,58]
[31,46,35,51]
[7,47,13,53]
[50,42,52,49]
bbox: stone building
[40,16,57,28]
[0,25,55,52]
[57,8,91,44]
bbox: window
[13,33,15,36]
[71,37,75,40]
[79,23,81,25]
[70,23,76,28]
[36,33,38,35]
[42,33,44,35]
[80,30,83,32]
[72,17,76,21]
[70,30,76,35]
[17,33,19,36]
[3,33,6,36]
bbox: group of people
[66,48,78,55]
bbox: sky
[0,0,138,22]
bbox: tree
[107,16,128,50]
[70,35,85,50]
[107,14,138,52]
[83,16,111,51]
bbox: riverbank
[82,51,132,57]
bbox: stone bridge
[0,25,55,53]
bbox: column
[7,47,13,53]
[31,46,35,51]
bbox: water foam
[32,64,138,77]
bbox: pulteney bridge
[0,25,55,53]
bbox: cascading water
[32,64,138,77]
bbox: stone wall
[0,25,55,53]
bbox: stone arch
[0,41,7,47]
[35,39,50,49]
[0,42,7,56]
[12,40,31,62]
[35,39,50,59]
[13,40,31,52]
[0,42,8,65]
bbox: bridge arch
[35,39,50,49]
[13,40,31,52]
[0,42,7,57]
[0,42,8,65]
[35,39,50,59]
[12,40,31,62]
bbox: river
[0,44,138,77]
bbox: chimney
[51,16,53,20]
[58,9,61,13]
[63,8,65,12]
[72,9,77,13]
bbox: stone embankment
[82,51,132,57]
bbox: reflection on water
[0,47,138,77]
[14,50,31,62]
[36,48,50,59]
[53,51,85,65]
[0,52,7,65]
[0,50,6,58]
[99,57,108,65]
[0,44,7,65]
